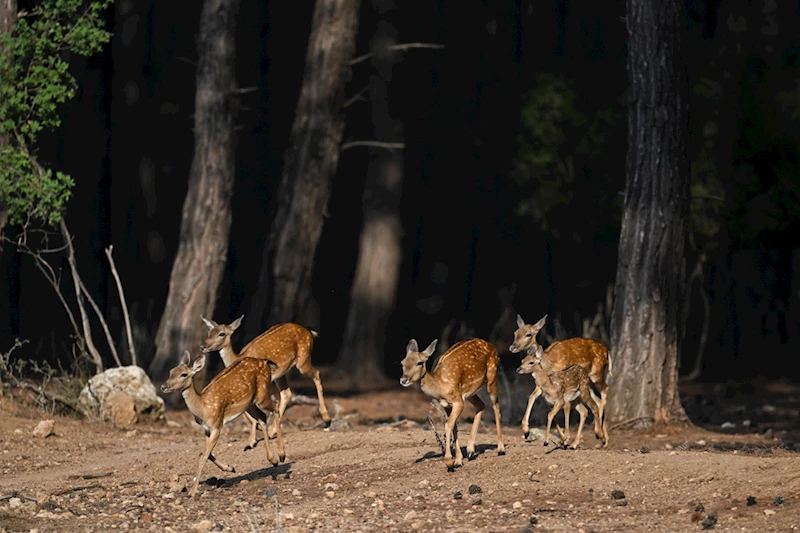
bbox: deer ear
[406,339,419,353]
[534,345,544,359]
[230,315,244,330]
[266,360,278,372]
[192,353,207,373]
[180,350,191,365]
[516,314,525,328]
[201,317,216,330]
[533,314,548,332]
[423,339,438,358]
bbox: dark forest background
[2,0,800,385]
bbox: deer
[509,313,611,442]
[400,337,505,472]
[200,315,331,450]
[516,345,607,448]
[160,350,286,498]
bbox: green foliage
[512,72,624,243]
[0,0,112,228]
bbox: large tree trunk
[337,2,403,383]
[148,0,240,382]
[0,0,16,240]
[244,0,362,338]
[607,0,689,426]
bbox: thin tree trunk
[0,0,16,241]
[337,3,403,383]
[607,0,689,426]
[244,0,362,339]
[149,0,240,382]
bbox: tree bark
[607,0,689,426]
[244,0,362,339]
[149,0,240,381]
[337,4,403,382]
[0,0,16,241]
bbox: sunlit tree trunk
[149,0,240,382]
[244,0,362,338]
[0,0,16,240]
[607,0,689,426]
[337,2,403,383]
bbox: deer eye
[525,333,531,337]
[417,361,424,366]
[218,332,225,337]
[180,372,188,377]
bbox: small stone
[453,491,462,500]
[773,495,784,506]
[418,479,430,489]
[471,497,482,506]
[741,420,751,427]
[746,496,757,506]
[701,511,718,529]
[512,501,522,509]
[664,443,673,450]
[325,491,335,499]
[321,473,338,483]
[292,489,301,496]
[720,422,735,429]
[169,481,186,493]
[212,525,223,531]
[282,512,294,521]
[355,481,367,489]
[764,509,776,516]
[9,497,22,509]
[264,488,277,497]
[547,464,558,470]
[324,482,339,492]
[610,490,625,500]
[468,484,482,495]
[142,512,153,522]
[614,499,628,507]
[192,519,214,531]
[529,515,538,525]
[762,404,776,412]
[695,439,706,446]
[166,420,181,428]
[376,499,385,511]
[32,420,55,438]
[404,510,417,521]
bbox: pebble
[191,519,213,531]
[404,510,417,520]
[611,490,625,500]
[32,420,55,439]
[513,501,522,509]
[321,473,337,483]
[365,491,377,498]
[9,497,22,509]
[764,509,776,516]
[468,484,482,494]
[418,479,430,489]
[324,482,339,492]
[292,489,301,496]
[324,491,335,499]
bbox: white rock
[78,366,164,424]
[32,420,55,438]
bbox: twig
[61,220,103,373]
[78,278,122,367]
[11,380,83,415]
[105,245,136,366]
[349,42,446,66]
[0,491,38,503]
[67,472,113,480]
[609,416,651,431]
[343,85,369,108]
[52,483,102,496]
[425,414,445,455]
[340,140,404,151]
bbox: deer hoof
[279,453,286,463]
[543,441,549,447]
[498,450,506,456]
[323,418,332,428]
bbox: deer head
[161,350,205,393]
[509,314,547,354]
[399,338,438,387]
[516,345,544,375]
[200,315,243,352]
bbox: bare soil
[1,378,799,533]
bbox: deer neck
[530,362,552,390]
[420,371,446,401]
[219,340,240,367]
[181,379,205,420]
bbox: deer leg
[585,385,608,447]
[189,427,221,498]
[562,401,572,444]
[571,403,588,449]
[443,401,464,472]
[208,452,235,472]
[267,376,292,439]
[466,395,486,460]
[296,357,331,427]
[545,399,564,447]
[486,361,505,455]
[521,385,542,438]
[242,412,262,451]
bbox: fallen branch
[609,416,652,431]
[105,245,137,366]
[349,42,445,66]
[0,491,38,503]
[67,471,113,480]
[340,140,404,151]
[425,414,445,455]
[52,483,102,496]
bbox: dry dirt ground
[1,379,799,533]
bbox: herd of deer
[160,313,613,497]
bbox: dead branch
[340,140,405,151]
[681,252,710,383]
[349,42,446,66]
[61,220,103,373]
[425,414,445,455]
[52,483,102,496]
[78,277,122,367]
[0,491,38,503]
[9,379,83,415]
[343,84,369,108]
[105,245,137,366]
